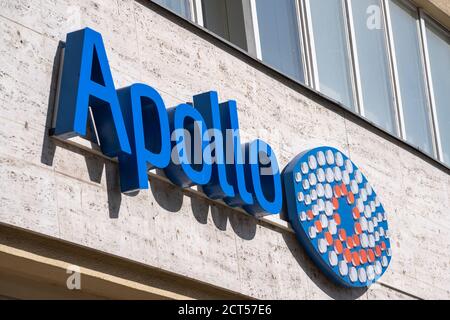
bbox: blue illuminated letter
[54,27,130,157]
[220,101,253,207]
[117,84,171,193]
[164,104,212,187]
[193,91,235,199]
[243,140,282,216]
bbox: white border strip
[303,0,320,90]
[192,0,204,26]
[419,9,444,161]
[344,0,365,115]
[248,0,262,60]
[383,0,406,139]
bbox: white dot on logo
[309,173,317,186]
[325,168,334,183]
[325,184,333,199]
[308,226,317,239]
[334,167,342,181]
[317,168,325,182]
[349,267,358,282]
[343,171,350,185]
[345,159,354,174]
[350,180,359,194]
[301,162,309,174]
[299,211,307,221]
[339,261,349,276]
[358,268,367,283]
[375,261,382,275]
[360,233,369,248]
[325,201,334,216]
[317,184,325,198]
[308,155,318,170]
[326,150,335,165]
[302,179,310,190]
[355,170,363,184]
[382,256,388,267]
[320,214,328,228]
[317,151,326,166]
[318,238,327,253]
[329,251,338,266]
[305,194,312,205]
[328,220,337,235]
[335,152,344,167]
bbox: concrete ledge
[412,0,450,29]
[0,223,251,300]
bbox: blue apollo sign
[53,28,392,287]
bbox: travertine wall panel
[0,0,449,299]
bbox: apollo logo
[53,28,392,288]
[283,147,392,287]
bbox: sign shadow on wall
[41,41,122,218]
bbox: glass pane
[309,0,355,110]
[426,21,450,165]
[350,0,397,134]
[255,0,304,83]
[153,0,192,21]
[390,0,433,154]
[202,0,248,51]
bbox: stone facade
[0,0,449,299]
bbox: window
[307,0,355,110]
[255,0,305,83]
[202,0,248,51]
[152,0,450,167]
[424,20,450,165]
[349,0,397,134]
[153,0,193,21]
[388,0,434,155]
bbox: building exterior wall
[429,0,450,13]
[0,0,449,299]
[412,0,450,30]
[0,224,245,299]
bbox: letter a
[54,28,131,157]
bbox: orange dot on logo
[338,229,347,241]
[333,213,341,225]
[353,234,361,246]
[354,222,362,234]
[307,210,314,220]
[368,249,375,262]
[332,197,339,210]
[347,192,355,204]
[352,252,360,266]
[381,241,387,251]
[334,185,342,198]
[359,249,368,264]
[315,220,323,233]
[346,237,354,249]
[375,245,382,257]
[341,183,348,196]
[352,207,360,219]
[325,232,333,245]
[334,240,343,254]
[344,248,352,263]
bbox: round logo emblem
[283,147,392,287]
